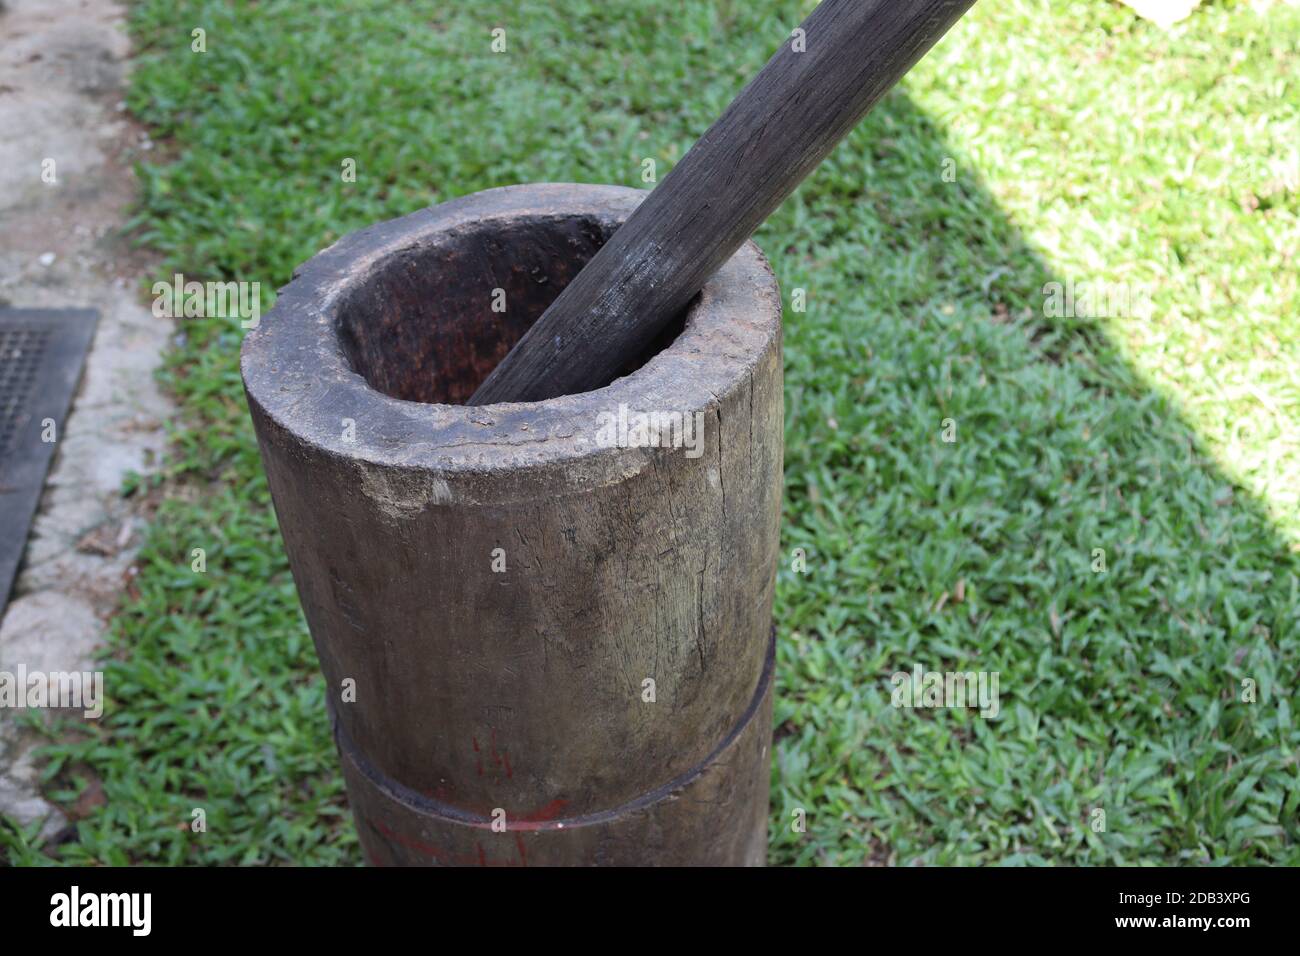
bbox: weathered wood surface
[241,184,783,865]
[470,0,976,404]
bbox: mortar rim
[240,183,781,486]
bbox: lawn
[4,0,1297,865]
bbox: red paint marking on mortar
[421,784,457,803]
[490,728,514,778]
[373,816,525,867]
[369,790,572,860]
[507,798,570,832]
[372,818,447,862]
[525,798,569,821]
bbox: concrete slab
[0,0,172,839]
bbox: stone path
[0,0,171,838]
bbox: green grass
[8,0,1298,865]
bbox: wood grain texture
[242,185,783,865]
[469,0,977,405]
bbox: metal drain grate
[0,309,99,614]
[0,328,53,457]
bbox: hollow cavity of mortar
[336,214,688,405]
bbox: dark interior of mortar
[337,214,688,405]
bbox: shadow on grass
[768,90,1299,865]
